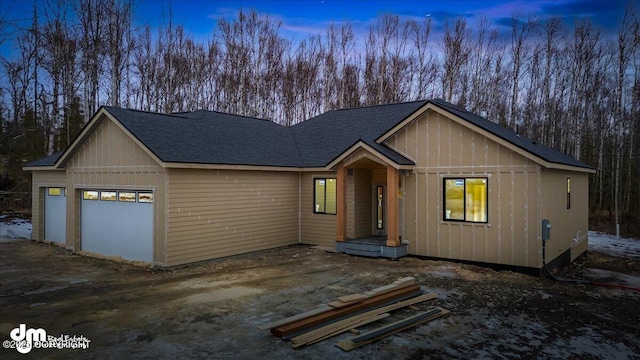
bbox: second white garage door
[81,190,154,263]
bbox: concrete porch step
[336,240,408,259]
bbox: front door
[375,185,385,236]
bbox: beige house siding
[300,172,337,247]
[65,117,167,264]
[540,169,589,262]
[31,170,67,242]
[166,169,299,266]
[386,109,540,268]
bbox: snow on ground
[0,217,32,240]
[581,268,640,288]
[588,231,640,260]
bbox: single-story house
[24,99,594,273]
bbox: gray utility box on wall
[542,219,551,242]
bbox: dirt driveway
[1,239,639,359]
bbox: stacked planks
[258,277,449,350]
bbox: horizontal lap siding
[300,172,336,247]
[388,110,540,267]
[166,169,299,266]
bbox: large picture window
[444,178,488,223]
[314,178,337,214]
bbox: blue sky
[0,0,633,58]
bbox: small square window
[138,192,153,203]
[48,188,61,196]
[118,192,136,202]
[100,191,117,201]
[83,190,99,200]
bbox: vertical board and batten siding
[31,170,67,242]
[166,169,298,266]
[65,117,167,264]
[386,109,540,268]
[300,172,337,247]
[540,170,589,262]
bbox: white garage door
[44,187,66,243]
[81,190,154,263]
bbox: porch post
[336,162,347,242]
[386,166,400,247]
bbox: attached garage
[81,189,154,263]
[44,187,67,244]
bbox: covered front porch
[330,141,413,259]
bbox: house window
[100,191,117,201]
[138,192,154,203]
[118,191,136,202]
[314,178,337,214]
[444,178,488,223]
[48,187,61,196]
[566,178,571,210]
[83,190,99,200]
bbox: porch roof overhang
[325,139,415,171]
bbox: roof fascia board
[22,166,63,171]
[325,141,411,171]
[163,162,325,172]
[544,163,596,173]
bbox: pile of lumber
[258,277,449,351]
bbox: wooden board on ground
[363,277,416,297]
[337,294,367,303]
[257,304,332,330]
[289,293,438,348]
[335,307,450,352]
[271,284,422,339]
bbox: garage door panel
[82,193,153,263]
[44,188,66,244]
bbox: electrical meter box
[542,219,551,242]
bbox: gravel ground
[0,239,639,359]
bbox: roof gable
[378,99,594,172]
[291,100,427,167]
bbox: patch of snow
[0,218,32,239]
[581,268,640,288]
[588,231,640,260]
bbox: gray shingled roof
[291,100,427,167]
[104,106,301,167]
[26,99,592,171]
[24,151,63,167]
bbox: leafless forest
[0,1,638,235]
